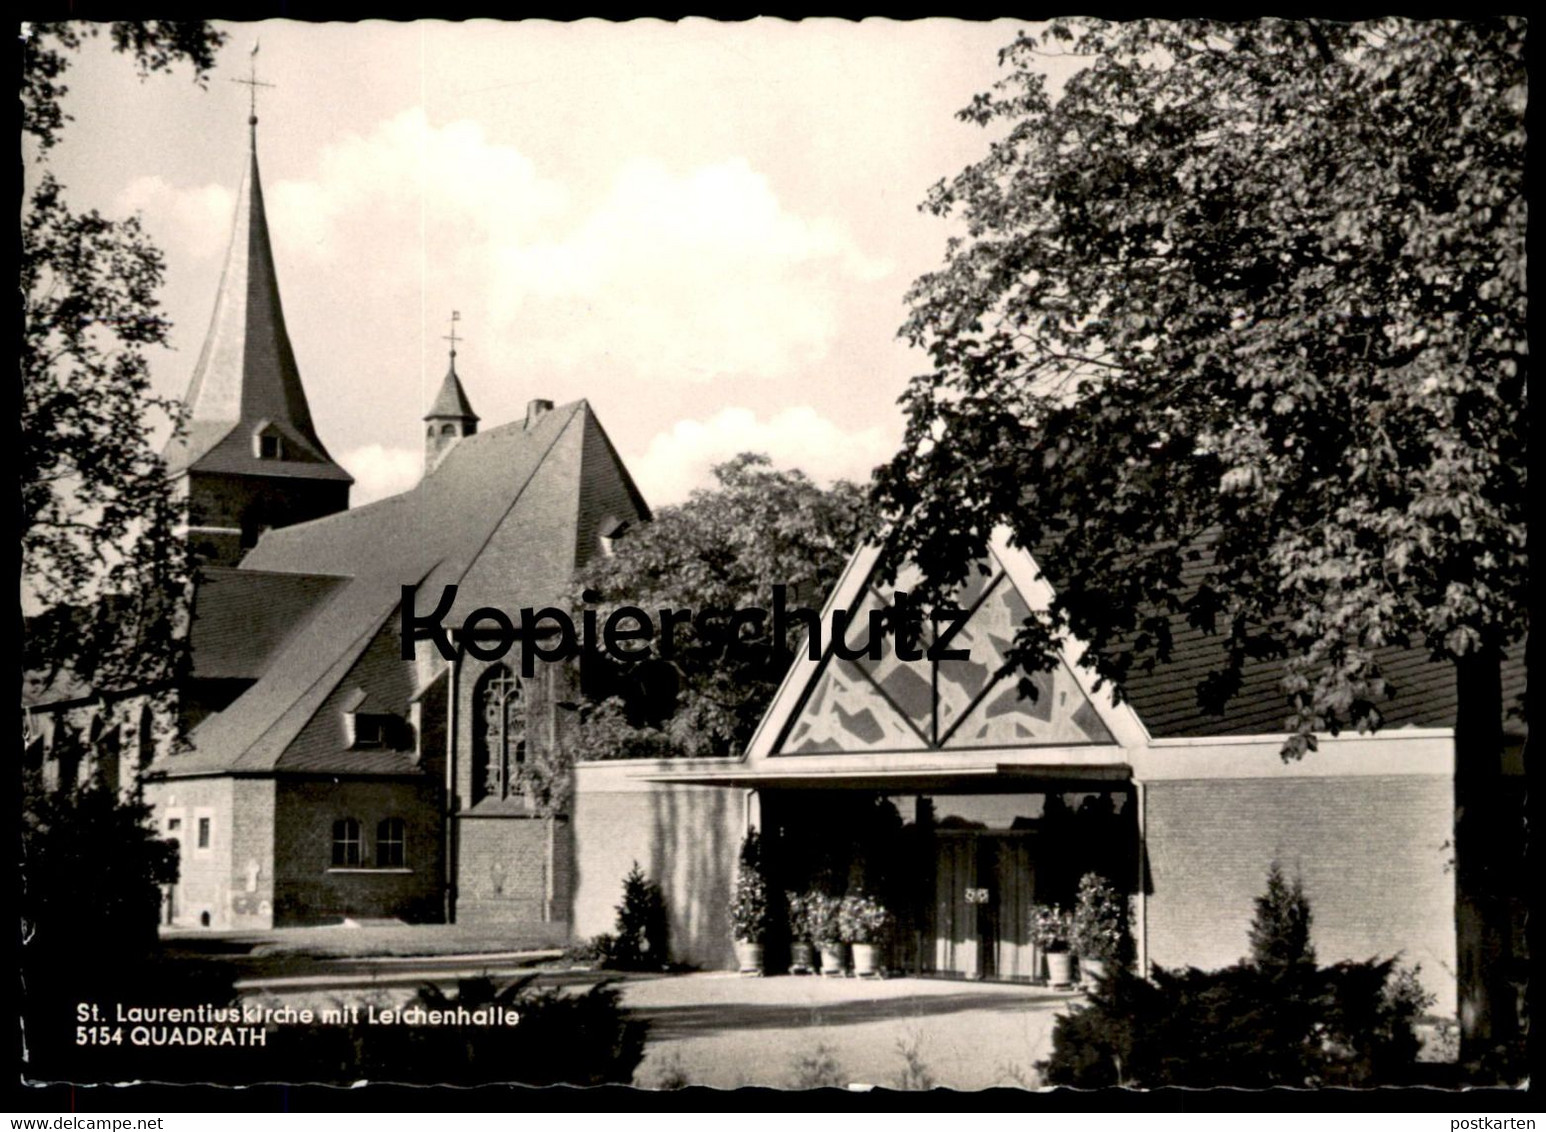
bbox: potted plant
[809,891,847,977]
[1030,904,1075,987]
[730,830,769,975]
[839,892,894,978]
[785,889,818,975]
[1071,872,1127,988]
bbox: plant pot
[850,941,884,978]
[734,939,765,976]
[818,941,849,977]
[1045,949,1075,987]
[789,940,817,975]
[1078,955,1107,988]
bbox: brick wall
[272,777,444,925]
[572,761,747,970]
[454,814,563,922]
[186,470,349,566]
[1143,774,1455,1012]
[145,777,241,929]
[228,778,277,927]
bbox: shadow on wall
[649,785,736,970]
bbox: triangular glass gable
[943,658,1115,747]
[778,657,927,754]
[773,551,1117,755]
[935,571,1024,741]
[844,563,933,739]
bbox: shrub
[21,955,240,1084]
[613,861,668,970]
[730,830,769,944]
[790,1040,846,1089]
[274,975,648,1086]
[808,892,844,946]
[1040,867,1428,1088]
[1070,873,1128,965]
[641,1050,692,1090]
[21,775,175,961]
[562,933,619,968]
[1029,904,1073,952]
[1042,958,1429,1088]
[1249,861,1315,972]
[838,892,894,944]
[894,1028,935,1090]
[785,889,815,942]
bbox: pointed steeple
[424,313,479,474]
[167,105,351,566]
[167,113,352,482]
[427,359,479,422]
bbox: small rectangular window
[352,714,385,748]
[332,818,361,867]
[167,817,182,832]
[258,434,282,459]
[376,818,406,868]
[197,817,211,849]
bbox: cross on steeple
[231,41,275,125]
[443,311,463,359]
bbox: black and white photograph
[17,16,1528,1106]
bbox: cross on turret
[424,311,480,475]
[231,41,275,126]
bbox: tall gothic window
[473,664,527,804]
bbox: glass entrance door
[930,831,1036,978]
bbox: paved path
[623,974,1077,1091]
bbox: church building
[27,109,648,932]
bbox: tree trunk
[1452,651,1522,1077]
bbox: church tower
[164,108,352,566]
[423,316,479,474]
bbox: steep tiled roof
[157,400,651,778]
[1031,534,1528,739]
[187,567,350,680]
[162,122,350,485]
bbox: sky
[36,19,1060,508]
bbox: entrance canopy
[640,761,1132,792]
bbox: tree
[572,453,871,760]
[1248,862,1315,974]
[22,21,226,692]
[19,23,229,1082]
[874,19,1525,1074]
[19,771,178,959]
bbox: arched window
[440,422,456,436]
[53,722,80,795]
[137,705,155,770]
[472,664,527,804]
[96,726,122,794]
[331,818,361,867]
[377,818,406,867]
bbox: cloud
[632,406,895,506]
[114,107,893,391]
[494,158,892,381]
[265,108,566,261]
[263,109,889,383]
[338,444,422,506]
[115,176,234,259]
